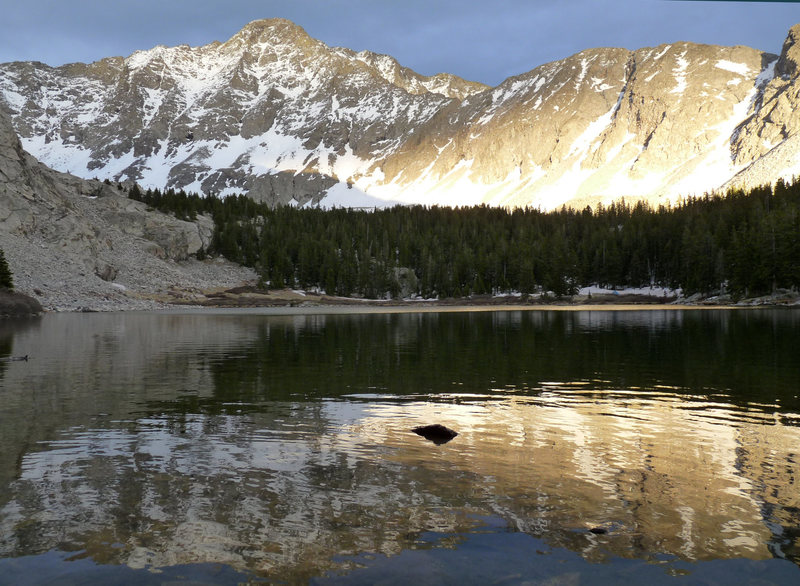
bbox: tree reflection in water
[0,309,798,583]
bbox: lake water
[0,307,799,584]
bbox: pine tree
[0,248,13,290]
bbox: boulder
[0,290,43,317]
[412,424,458,445]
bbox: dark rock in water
[412,424,458,445]
[588,526,608,535]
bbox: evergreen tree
[119,174,800,300]
[0,249,13,290]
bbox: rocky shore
[0,217,257,314]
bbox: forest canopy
[128,177,800,300]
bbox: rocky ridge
[0,19,485,207]
[0,107,255,311]
[1,20,800,209]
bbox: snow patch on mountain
[671,51,689,95]
[756,59,777,87]
[20,135,94,177]
[316,182,399,209]
[715,60,750,76]
[3,19,799,210]
[568,91,623,158]
[653,45,672,61]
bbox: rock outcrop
[0,107,255,311]
[725,23,800,191]
[0,289,42,316]
[2,19,800,209]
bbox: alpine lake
[0,306,799,585]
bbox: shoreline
[34,285,798,315]
[155,303,767,317]
[156,286,800,312]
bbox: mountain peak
[230,18,313,47]
[776,23,800,78]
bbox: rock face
[2,19,800,209]
[724,23,800,191]
[0,107,255,311]
[0,19,485,208]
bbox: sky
[3,1,800,86]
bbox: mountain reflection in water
[0,309,798,583]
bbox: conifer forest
[127,178,800,300]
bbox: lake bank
[147,284,800,314]
[16,279,800,313]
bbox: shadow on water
[0,326,12,379]
[0,317,40,378]
[0,317,43,493]
[0,309,799,583]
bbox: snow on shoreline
[578,285,680,298]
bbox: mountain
[2,19,800,210]
[0,107,254,311]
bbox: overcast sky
[3,1,800,86]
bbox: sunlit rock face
[724,23,800,192]
[377,42,773,209]
[2,19,800,209]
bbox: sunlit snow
[316,182,399,209]
[567,91,623,158]
[653,45,672,61]
[715,60,750,76]
[671,52,689,95]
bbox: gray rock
[94,263,118,282]
[393,267,419,299]
[0,289,42,316]
[0,107,256,311]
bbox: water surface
[0,308,798,584]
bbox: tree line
[127,178,800,299]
